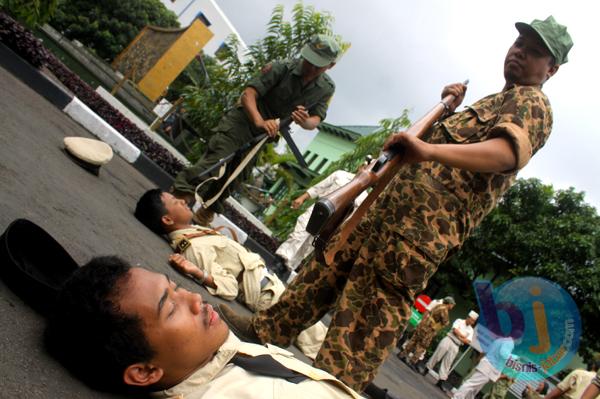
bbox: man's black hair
[45,256,155,392]
[135,188,168,235]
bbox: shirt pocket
[441,104,496,144]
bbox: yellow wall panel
[138,20,213,101]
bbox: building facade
[266,123,379,202]
[160,0,247,59]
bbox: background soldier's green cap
[515,16,573,65]
[443,296,455,305]
[300,34,341,67]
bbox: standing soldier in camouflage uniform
[219,16,573,392]
[399,296,454,367]
[172,35,339,222]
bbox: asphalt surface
[0,65,449,399]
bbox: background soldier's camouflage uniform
[173,59,335,212]
[399,303,450,365]
[484,376,514,399]
[253,84,553,391]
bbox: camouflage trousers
[253,214,437,391]
[399,325,436,365]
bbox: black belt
[260,272,272,289]
[446,334,462,346]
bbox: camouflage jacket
[375,84,553,265]
[422,303,450,332]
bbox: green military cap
[515,16,573,65]
[443,296,455,305]
[300,34,341,67]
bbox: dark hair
[540,381,549,395]
[45,256,155,392]
[135,189,167,235]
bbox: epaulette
[175,237,192,254]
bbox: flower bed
[0,11,184,176]
[222,202,280,253]
[1,11,280,249]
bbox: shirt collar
[292,59,303,76]
[150,332,241,398]
[167,225,209,241]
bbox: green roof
[317,122,379,141]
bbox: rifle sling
[195,135,269,209]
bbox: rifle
[306,81,468,265]
[192,113,306,182]
[192,105,315,210]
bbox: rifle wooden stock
[308,87,466,265]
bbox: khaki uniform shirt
[374,85,553,271]
[150,333,363,399]
[556,369,596,399]
[169,226,284,310]
[170,226,327,359]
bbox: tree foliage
[2,0,58,27]
[265,114,412,240]
[314,113,411,184]
[50,0,179,61]
[438,178,600,363]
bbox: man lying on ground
[45,256,362,398]
[134,188,326,359]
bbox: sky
[217,0,600,210]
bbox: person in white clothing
[275,166,369,273]
[426,311,478,391]
[452,336,515,399]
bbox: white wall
[161,0,247,59]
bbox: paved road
[0,65,449,399]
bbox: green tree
[265,114,412,240]
[2,0,58,27]
[437,178,600,363]
[50,0,179,61]
[314,113,411,184]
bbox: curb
[0,40,282,268]
[63,97,140,163]
[0,41,174,189]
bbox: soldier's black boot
[217,304,262,344]
[363,383,402,399]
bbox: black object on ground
[364,382,404,399]
[0,219,78,315]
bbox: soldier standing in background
[398,296,455,368]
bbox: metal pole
[178,0,197,18]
